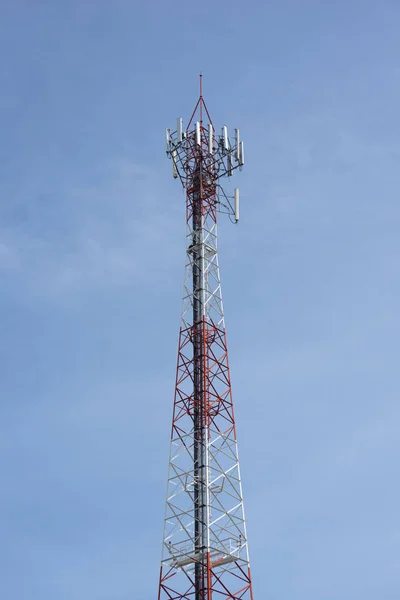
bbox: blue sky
[0,1,399,598]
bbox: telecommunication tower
[158,76,254,600]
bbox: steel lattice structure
[158,77,253,600]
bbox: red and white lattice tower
[158,76,254,600]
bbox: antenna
[177,117,183,143]
[172,150,178,178]
[235,129,240,161]
[239,140,244,166]
[196,121,201,145]
[222,125,229,151]
[227,151,233,176]
[234,188,239,222]
[165,128,171,153]
[208,123,213,154]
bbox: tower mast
[159,77,252,600]
[192,74,208,598]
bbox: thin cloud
[0,157,182,297]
